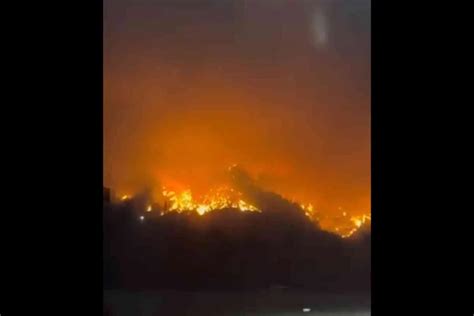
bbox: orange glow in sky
[104,0,371,229]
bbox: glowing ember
[300,203,314,218]
[196,204,209,216]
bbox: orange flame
[161,186,261,215]
[116,175,370,238]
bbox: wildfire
[112,168,370,238]
[300,203,315,218]
[299,202,370,238]
[161,186,261,216]
[340,214,371,238]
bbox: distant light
[121,195,130,201]
[303,307,311,312]
[146,205,152,212]
[343,212,347,216]
[139,215,144,221]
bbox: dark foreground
[104,290,370,316]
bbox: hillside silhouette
[104,171,370,292]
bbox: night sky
[104,0,371,219]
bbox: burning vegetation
[162,186,260,215]
[110,165,370,239]
[104,167,371,291]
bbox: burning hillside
[103,0,371,299]
[103,167,371,292]
[109,165,370,239]
[162,186,260,215]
